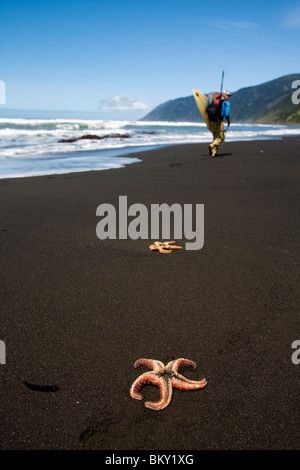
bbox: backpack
[206,92,222,122]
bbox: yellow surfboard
[192,89,210,128]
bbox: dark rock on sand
[58,133,131,143]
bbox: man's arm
[222,101,230,126]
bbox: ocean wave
[0,118,300,177]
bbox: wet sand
[0,138,299,450]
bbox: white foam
[1,118,299,178]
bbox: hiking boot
[211,148,218,157]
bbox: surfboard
[192,89,210,128]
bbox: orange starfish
[130,358,207,410]
[149,240,182,253]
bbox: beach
[0,138,299,450]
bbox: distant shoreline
[1,107,300,126]
[0,136,299,181]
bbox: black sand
[0,138,299,450]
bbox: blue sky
[0,0,300,118]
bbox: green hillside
[256,93,300,124]
[141,74,300,124]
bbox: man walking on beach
[207,90,231,157]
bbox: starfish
[130,358,207,410]
[149,241,182,253]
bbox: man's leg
[209,122,225,157]
[208,122,217,156]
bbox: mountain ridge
[141,74,300,124]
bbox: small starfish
[130,358,207,410]
[149,241,182,253]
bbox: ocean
[0,116,300,178]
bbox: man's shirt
[221,99,230,118]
